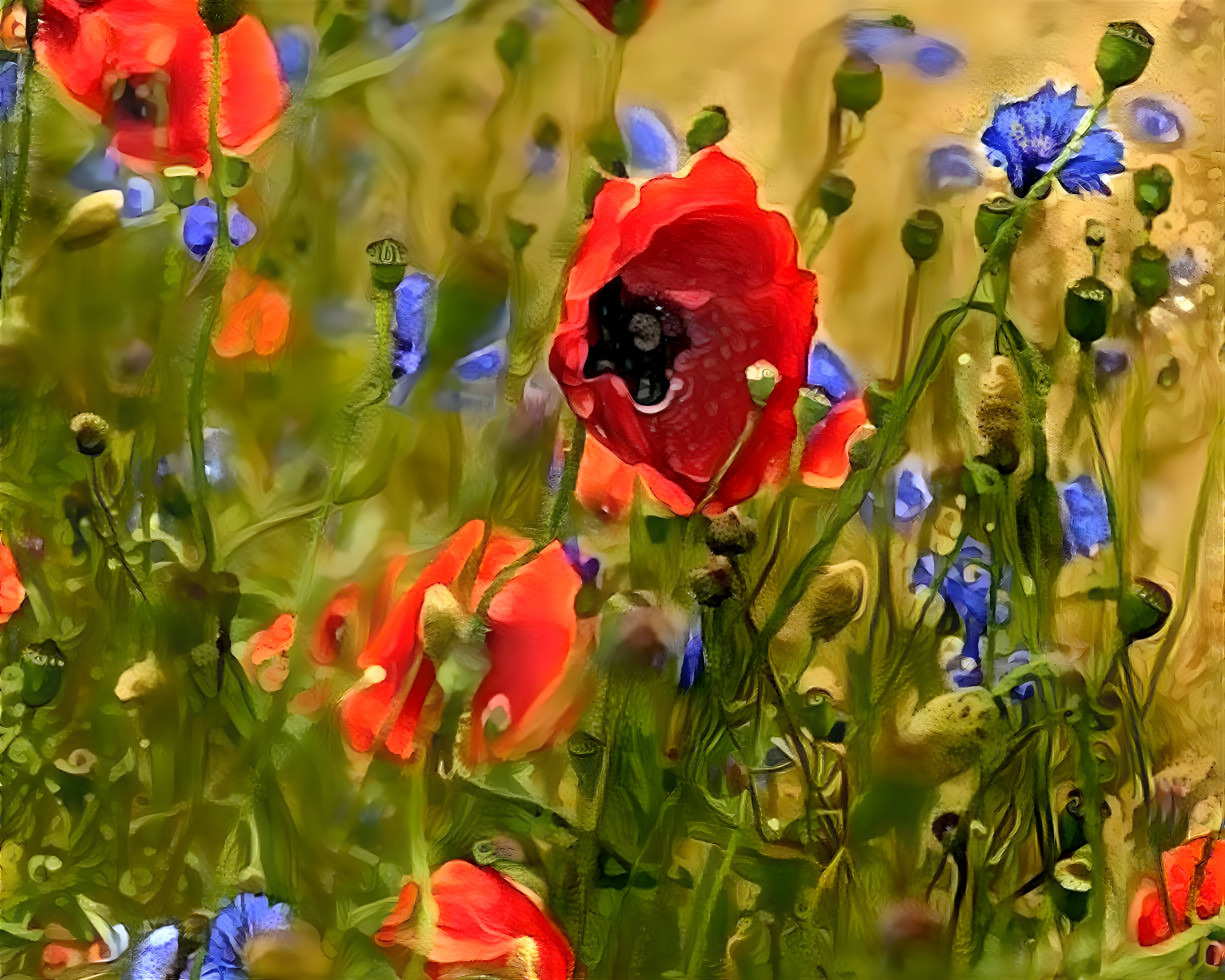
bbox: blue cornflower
[392,272,434,380]
[1124,97,1185,145]
[182,201,256,259]
[894,469,933,523]
[1060,475,1111,558]
[679,627,704,691]
[562,538,600,583]
[127,923,185,980]
[0,59,20,121]
[453,343,504,381]
[948,651,983,689]
[273,27,313,88]
[198,893,292,980]
[844,21,963,78]
[1094,346,1129,382]
[913,538,1007,654]
[925,144,982,194]
[807,342,858,404]
[981,82,1124,197]
[995,648,1035,701]
[617,105,678,176]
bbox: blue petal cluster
[127,923,184,980]
[562,537,600,583]
[182,201,257,259]
[844,21,964,78]
[982,82,1124,197]
[806,343,858,404]
[913,538,1008,655]
[894,469,933,524]
[199,893,292,980]
[0,58,20,121]
[392,272,434,380]
[1061,475,1111,558]
[925,144,982,194]
[617,105,679,176]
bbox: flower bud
[56,190,123,251]
[794,387,831,434]
[745,359,779,406]
[69,413,109,457]
[163,166,199,209]
[690,556,735,607]
[21,640,66,708]
[685,105,730,155]
[976,356,1022,474]
[366,238,408,290]
[808,563,864,641]
[198,0,244,35]
[1118,578,1171,641]
[1084,219,1107,251]
[1064,276,1113,347]
[420,584,464,662]
[1130,244,1169,307]
[221,155,250,195]
[832,56,883,117]
[568,730,605,796]
[862,380,895,428]
[974,195,1015,251]
[1095,21,1154,91]
[901,209,943,263]
[818,173,855,218]
[705,512,757,556]
[1132,163,1173,222]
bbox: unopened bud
[56,190,123,250]
[686,105,730,155]
[974,195,1015,250]
[163,166,199,209]
[198,0,244,35]
[690,556,735,607]
[976,356,1022,474]
[833,56,883,116]
[706,512,757,556]
[1095,21,1154,91]
[901,209,943,263]
[21,640,65,708]
[818,173,855,218]
[1118,578,1171,641]
[70,413,109,457]
[1132,164,1173,222]
[366,238,409,290]
[808,563,864,641]
[1064,276,1113,347]
[1130,244,1169,307]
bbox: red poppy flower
[549,148,817,515]
[311,583,362,666]
[214,269,291,358]
[0,536,25,626]
[574,0,657,34]
[341,521,591,765]
[1130,835,1225,946]
[575,431,695,520]
[376,860,574,980]
[35,0,286,172]
[799,396,872,488]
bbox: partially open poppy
[1130,834,1225,946]
[0,535,25,626]
[340,521,590,764]
[35,0,286,172]
[799,396,872,488]
[376,860,574,980]
[214,269,291,358]
[550,148,817,514]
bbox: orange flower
[799,396,872,489]
[214,270,291,358]
[0,536,26,626]
[575,434,694,520]
[376,861,574,980]
[1130,834,1225,946]
[341,521,592,765]
[246,612,295,692]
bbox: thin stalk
[89,457,147,601]
[894,260,921,386]
[0,48,34,297]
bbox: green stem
[89,457,147,601]
[894,260,921,386]
[0,48,34,298]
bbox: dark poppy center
[111,77,161,124]
[583,277,689,407]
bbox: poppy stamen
[583,277,689,407]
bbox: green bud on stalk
[1130,244,1170,307]
[705,512,758,556]
[1118,578,1172,641]
[818,173,855,218]
[901,209,943,263]
[862,380,895,429]
[366,238,408,290]
[70,413,110,457]
[163,166,198,209]
[1132,164,1173,222]
[1064,276,1113,347]
[21,641,66,708]
[1095,21,1155,92]
[832,56,883,117]
[686,105,730,155]
[974,196,1015,251]
[690,557,735,607]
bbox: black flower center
[583,278,689,407]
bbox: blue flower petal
[228,208,257,248]
[182,201,220,258]
[128,924,182,980]
[0,59,19,121]
[894,469,933,523]
[1061,475,1111,558]
[925,144,981,193]
[679,629,704,691]
[273,27,313,87]
[1094,346,1129,380]
[911,40,963,78]
[392,272,434,380]
[844,21,963,79]
[199,894,292,980]
[1125,97,1185,144]
[617,105,678,176]
[454,343,504,381]
[69,149,121,192]
[807,342,857,402]
[124,177,155,218]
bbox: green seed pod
[706,512,758,556]
[685,105,730,155]
[1064,276,1113,347]
[1130,244,1170,307]
[21,641,66,708]
[690,556,735,607]
[901,209,943,263]
[221,155,250,195]
[818,173,855,218]
[974,195,1016,251]
[1118,578,1172,641]
[1133,164,1173,222]
[832,55,883,117]
[198,0,244,34]
[450,200,479,236]
[69,412,110,457]
[366,238,408,290]
[1095,21,1155,91]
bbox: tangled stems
[187,36,234,572]
[749,92,1114,665]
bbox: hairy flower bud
[690,556,735,607]
[974,195,1015,250]
[198,0,244,35]
[705,512,757,556]
[976,356,1022,474]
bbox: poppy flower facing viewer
[377,860,574,980]
[1130,835,1225,946]
[341,520,591,765]
[550,148,818,514]
[35,0,287,172]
